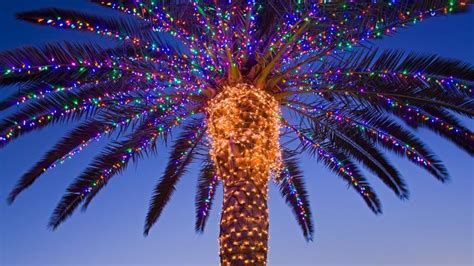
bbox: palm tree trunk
[219,171,269,265]
[207,84,281,266]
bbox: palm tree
[1,0,473,265]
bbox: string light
[207,84,281,265]
[1,1,471,265]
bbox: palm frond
[0,77,143,147]
[144,120,205,235]
[8,119,112,204]
[287,123,382,214]
[379,96,474,155]
[90,0,189,33]
[276,150,314,241]
[349,110,450,181]
[0,93,98,148]
[195,156,219,233]
[48,116,167,229]
[307,115,409,199]
[0,43,127,87]
[306,1,469,56]
[6,104,152,204]
[17,8,154,43]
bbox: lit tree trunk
[207,84,281,265]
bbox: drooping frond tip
[277,150,314,241]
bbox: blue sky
[0,1,473,265]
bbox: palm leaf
[0,77,143,147]
[287,123,382,214]
[6,104,153,204]
[17,8,154,43]
[0,43,126,87]
[309,1,469,55]
[316,119,409,199]
[49,116,168,229]
[287,106,410,199]
[8,119,112,204]
[144,120,205,235]
[347,110,450,181]
[276,150,314,241]
[195,156,219,233]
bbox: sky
[0,1,473,266]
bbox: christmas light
[1,1,472,265]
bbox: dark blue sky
[0,1,473,265]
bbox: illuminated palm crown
[1,0,473,242]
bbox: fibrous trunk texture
[207,84,281,265]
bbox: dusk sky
[0,1,472,266]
